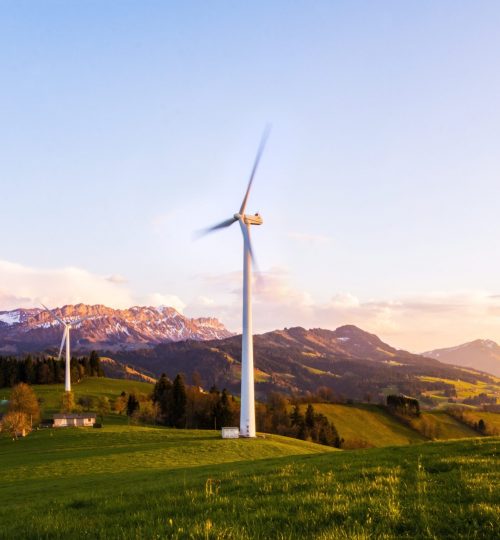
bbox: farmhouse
[53,414,96,427]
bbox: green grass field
[0,423,498,539]
[418,375,500,401]
[0,377,153,416]
[311,403,426,447]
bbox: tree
[305,404,315,430]
[89,351,103,377]
[126,393,140,417]
[172,374,187,428]
[61,391,75,413]
[22,356,35,384]
[8,383,40,426]
[1,411,31,439]
[77,395,96,411]
[153,374,174,425]
[477,419,486,434]
[290,404,303,427]
[96,396,110,422]
[114,391,128,415]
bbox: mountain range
[0,304,233,354]
[424,339,500,377]
[1,304,498,403]
[112,324,499,401]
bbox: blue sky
[2,1,500,350]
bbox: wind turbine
[199,129,269,438]
[41,305,89,393]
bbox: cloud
[145,293,186,313]
[106,274,128,284]
[186,267,500,352]
[0,260,186,315]
[0,260,134,310]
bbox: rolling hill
[112,325,500,402]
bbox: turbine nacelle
[234,212,264,226]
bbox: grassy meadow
[0,423,498,539]
[1,378,499,538]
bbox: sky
[1,1,500,352]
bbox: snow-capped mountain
[423,339,500,377]
[0,304,234,353]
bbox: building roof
[53,414,97,419]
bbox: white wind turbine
[42,305,89,393]
[199,129,269,438]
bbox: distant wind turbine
[199,128,270,438]
[42,305,89,393]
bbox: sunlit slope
[0,425,498,539]
[425,411,478,439]
[312,403,426,447]
[0,425,335,484]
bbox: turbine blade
[195,217,238,238]
[57,331,67,361]
[239,126,271,215]
[41,304,65,326]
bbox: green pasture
[0,424,498,539]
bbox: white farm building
[53,414,96,428]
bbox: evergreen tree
[172,374,187,428]
[126,393,140,417]
[152,374,173,425]
[305,404,315,430]
[22,356,35,384]
[290,404,303,427]
[89,351,103,377]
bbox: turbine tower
[200,129,269,438]
[42,305,88,393]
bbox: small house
[221,427,239,439]
[53,414,96,428]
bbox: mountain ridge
[424,339,500,377]
[0,303,234,353]
[111,324,499,401]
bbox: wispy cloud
[0,259,186,314]
[186,267,500,351]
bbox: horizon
[2,2,500,352]
[0,301,496,354]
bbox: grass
[460,411,500,434]
[0,424,498,539]
[311,403,426,447]
[424,411,478,439]
[418,376,500,401]
[0,377,154,416]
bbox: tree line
[114,373,239,430]
[116,374,341,447]
[0,352,103,388]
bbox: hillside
[0,425,497,539]
[310,403,426,447]
[0,377,154,415]
[424,339,500,377]
[0,304,233,353]
[113,325,500,402]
